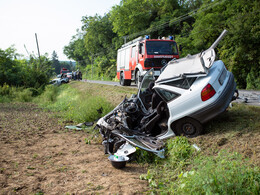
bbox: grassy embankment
[1,81,259,194]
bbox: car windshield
[146,41,178,55]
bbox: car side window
[164,77,196,89]
[155,88,179,102]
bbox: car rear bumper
[189,72,236,124]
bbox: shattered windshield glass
[146,41,178,55]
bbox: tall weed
[141,137,196,191]
[64,96,113,123]
[173,151,260,194]
[142,137,259,195]
[36,84,113,123]
[14,88,33,102]
[0,84,35,102]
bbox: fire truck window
[131,46,136,58]
[146,41,178,55]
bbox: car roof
[156,48,215,83]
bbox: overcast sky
[0,0,121,61]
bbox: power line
[127,0,227,39]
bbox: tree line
[64,0,259,89]
[0,48,74,93]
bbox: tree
[64,30,89,67]
[51,50,61,74]
[0,46,53,89]
[176,0,260,89]
[0,47,22,86]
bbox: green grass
[2,82,259,194]
[0,83,40,103]
[173,151,260,194]
[141,137,260,194]
[35,84,114,123]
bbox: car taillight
[201,84,216,101]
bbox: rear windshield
[146,41,178,55]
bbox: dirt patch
[0,103,148,194]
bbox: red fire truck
[60,68,69,75]
[117,36,179,86]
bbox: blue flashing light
[145,35,150,39]
[169,36,174,40]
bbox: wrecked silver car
[97,30,237,163]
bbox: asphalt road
[83,79,260,106]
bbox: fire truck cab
[117,36,179,86]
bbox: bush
[0,84,35,103]
[0,83,11,96]
[141,137,259,195]
[14,88,33,102]
[173,151,260,194]
[35,85,60,104]
[140,137,196,191]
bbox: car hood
[156,48,216,83]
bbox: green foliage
[64,95,113,123]
[140,137,196,192]
[64,33,89,68]
[13,88,33,102]
[36,84,114,123]
[0,83,37,103]
[173,151,260,194]
[134,148,159,164]
[0,46,53,89]
[177,0,260,89]
[34,85,59,104]
[64,0,260,88]
[51,50,74,75]
[141,136,259,194]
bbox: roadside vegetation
[0,0,259,193]
[64,0,260,90]
[34,84,114,123]
[1,81,259,194]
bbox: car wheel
[174,118,202,138]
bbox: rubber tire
[120,72,131,86]
[174,118,203,138]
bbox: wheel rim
[182,123,196,135]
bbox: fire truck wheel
[120,72,131,86]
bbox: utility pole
[35,33,41,59]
